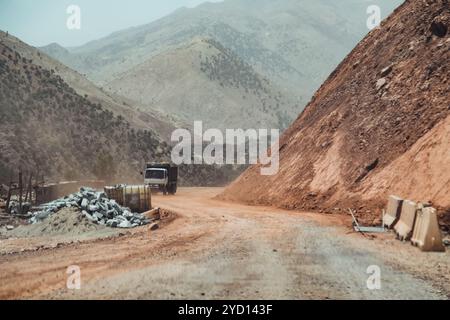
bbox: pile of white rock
[29,187,150,228]
[7,200,32,215]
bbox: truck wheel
[169,184,177,195]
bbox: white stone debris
[29,187,151,228]
[7,200,32,215]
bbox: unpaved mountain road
[0,188,448,300]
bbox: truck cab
[144,163,178,195]
[144,168,168,187]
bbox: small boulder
[85,212,97,223]
[93,212,104,220]
[380,65,392,77]
[88,205,99,212]
[106,219,119,228]
[35,211,50,220]
[81,198,89,209]
[118,220,132,229]
[376,78,387,90]
[149,223,160,231]
[431,19,447,38]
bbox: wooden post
[5,175,12,214]
[29,173,33,202]
[18,170,23,215]
[24,173,28,203]
[24,174,32,203]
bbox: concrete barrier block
[411,206,445,252]
[383,195,403,229]
[394,200,417,241]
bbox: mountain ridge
[0,31,179,142]
[106,37,297,130]
[40,0,404,102]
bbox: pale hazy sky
[0,0,222,47]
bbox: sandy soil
[0,188,448,300]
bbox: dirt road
[0,188,448,299]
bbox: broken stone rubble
[29,187,151,229]
[7,201,32,215]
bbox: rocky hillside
[41,0,403,109]
[221,0,450,227]
[0,40,243,186]
[0,40,171,183]
[106,38,296,130]
[0,31,179,142]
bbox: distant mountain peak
[105,35,295,131]
[40,42,69,54]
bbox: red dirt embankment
[221,0,450,227]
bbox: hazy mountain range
[0,31,242,185]
[0,0,406,186]
[41,0,403,130]
[107,37,296,130]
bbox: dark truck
[143,163,178,195]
